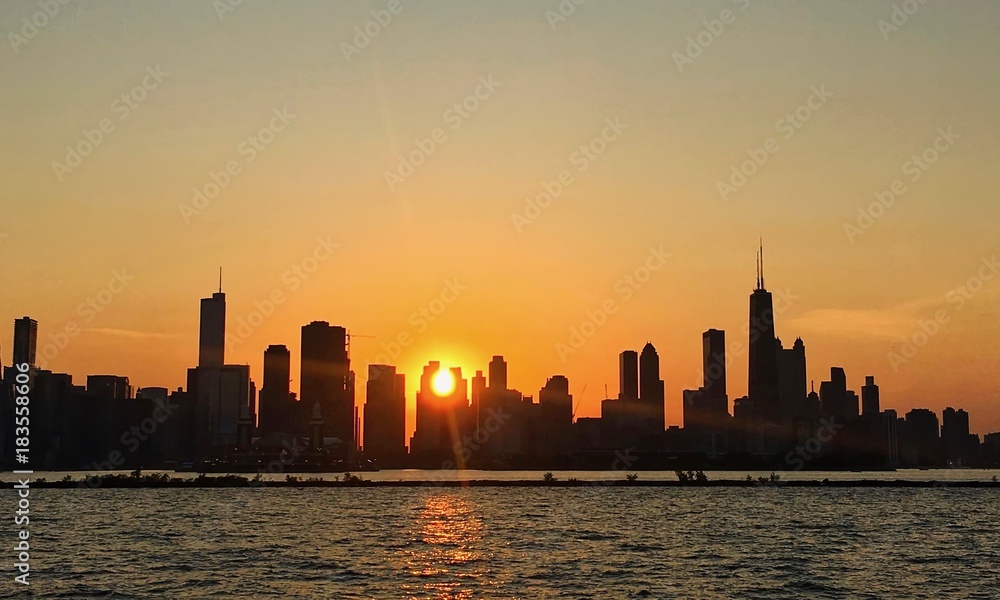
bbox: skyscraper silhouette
[861,375,880,417]
[638,343,665,431]
[259,345,291,436]
[471,369,486,435]
[300,322,355,456]
[820,367,848,421]
[198,290,226,368]
[941,407,974,464]
[539,375,573,455]
[904,408,941,465]
[701,329,729,423]
[410,361,469,459]
[777,337,807,421]
[86,375,131,400]
[13,316,37,367]
[619,350,639,401]
[488,355,507,391]
[748,245,779,422]
[363,364,406,463]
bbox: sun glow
[431,368,456,396]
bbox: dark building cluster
[2,251,999,471]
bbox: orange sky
[1,1,998,436]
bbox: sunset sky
[2,0,999,436]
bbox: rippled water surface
[7,487,999,598]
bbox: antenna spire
[219,267,223,293]
[755,245,761,290]
[759,238,765,290]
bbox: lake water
[6,485,999,598]
[4,468,1000,483]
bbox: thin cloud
[82,328,181,340]
[789,294,949,340]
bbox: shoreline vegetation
[5,470,999,489]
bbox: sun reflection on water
[400,493,493,599]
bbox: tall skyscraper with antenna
[198,270,226,368]
[748,242,780,422]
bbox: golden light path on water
[400,494,492,599]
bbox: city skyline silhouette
[3,240,996,473]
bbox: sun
[431,368,456,396]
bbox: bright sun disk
[431,368,456,396]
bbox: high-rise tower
[363,364,406,462]
[259,345,292,436]
[619,350,639,401]
[638,343,665,431]
[198,276,226,368]
[300,322,354,455]
[488,355,507,391]
[748,242,780,422]
[13,317,38,367]
[861,375,880,417]
[702,329,728,414]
